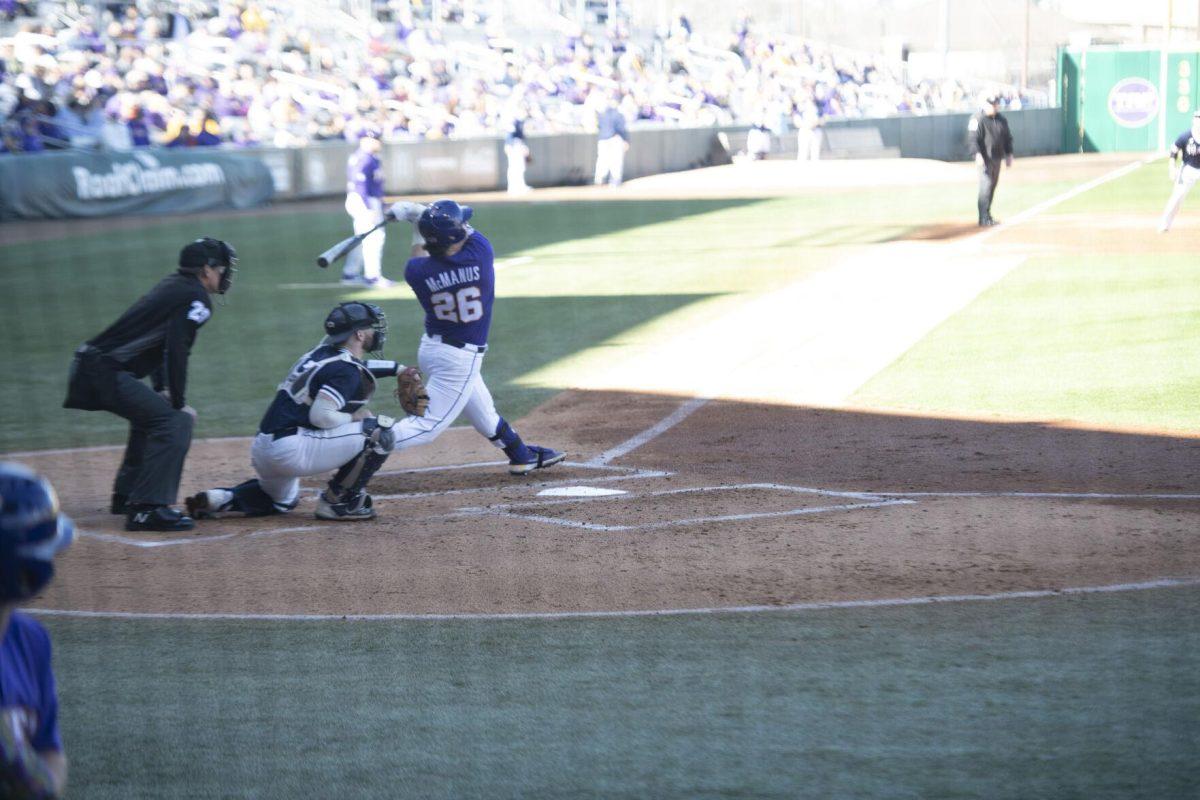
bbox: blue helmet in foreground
[0,463,75,603]
[418,199,474,250]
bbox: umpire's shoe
[509,446,567,475]
[126,505,195,532]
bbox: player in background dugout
[967,94,1014,227]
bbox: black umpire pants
[977,158,1002,224]
[64,351,193,507]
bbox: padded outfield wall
[1059,45,1200,152]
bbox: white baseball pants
[594,136,626,186]
[250,421,369,506]
[1160,164,1199,231]
[505,141,530,193]
[343,194,386,280]
[390,335,501,450]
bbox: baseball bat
[316,218,391,268]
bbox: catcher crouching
[186,302,429,521]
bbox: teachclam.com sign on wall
[1108,78,1160,128]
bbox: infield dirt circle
[14,156,1200,618]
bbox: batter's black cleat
[125,505,195,532]
[509,446,567,475]
[110,492,128,515]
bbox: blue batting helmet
[0,463,75,603]
[418,199,474,250]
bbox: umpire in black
[967,94,1014,227]
[64,238,237,532]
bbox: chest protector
[277,346,377,409]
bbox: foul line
[588,397,710,466]
[25,576,1200,623]
[876,490,1200,500]
[78,525,322,549]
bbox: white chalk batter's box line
[74,461,671,549]
[74,470,1200,549]
[453,483,916,532]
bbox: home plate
[537,486,629,498]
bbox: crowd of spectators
[0,0,1035,155]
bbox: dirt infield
[11,152,1200,618]
[22,387,1200,617]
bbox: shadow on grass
[3,293,721,452]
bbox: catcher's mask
[417,199,474,251]
[0,462,75,603]
[178,237,238,295]
[324,301,387,354]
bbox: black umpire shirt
[967,111,1013,163]
[84,272,213,409]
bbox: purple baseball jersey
[404,232,495,347]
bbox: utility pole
[1021,0,1030,90]
[938,0,949,75]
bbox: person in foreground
[0,462,74,798]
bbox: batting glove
[386,201,427,223]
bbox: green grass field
[5,156,1200,797]
[3,165,1165,452]
[48,586,1200,799]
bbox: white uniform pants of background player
[343,194,386,280]
[594,136,626,186]
[250,422,368,508]
[505,140,530,194]
[1160,164,1199,232]
[390,334,502,451]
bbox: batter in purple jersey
[382,199,565,473]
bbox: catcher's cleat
[125,505,194,532]
[509,446,566,475]
[315,492,376,521]
[185,489,232,520]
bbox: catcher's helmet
[0,463,75,604]
[179,237,238,294]
[418,199,474,250]
[324,301,388,353]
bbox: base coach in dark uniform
[63,238,237,532]
[967,94,1014,227]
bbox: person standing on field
[1158,110,1200,233]
[967,94,1013,227]
[594,93,629,187]
[343,133,392,288]
[63,238,237,532]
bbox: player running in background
[0,463,74,798]
[1158,110,1200,233]
[385,199,566,473]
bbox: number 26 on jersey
[431,287,483,322]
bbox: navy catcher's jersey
[1174,131,1200,169]
[404,232,495,347]
[258,344,400,433]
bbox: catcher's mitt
[395,367,430,416]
